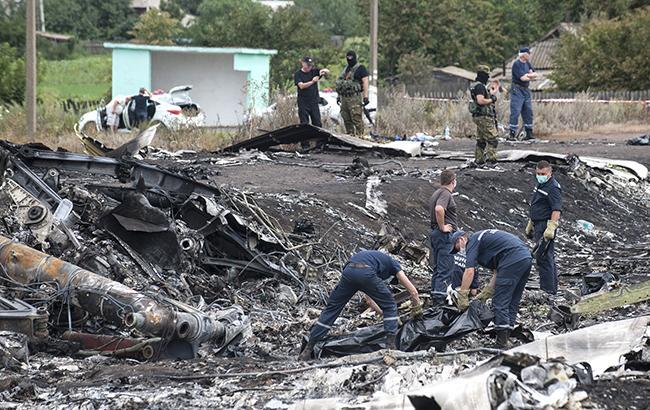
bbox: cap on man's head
[477,65,490,74]
[302,56,314,65]
[519,47,531,54]
[450,230,466,254]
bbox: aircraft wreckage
[0,125,649,408]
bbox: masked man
[335,50,369,136]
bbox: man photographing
[294,57,330,128]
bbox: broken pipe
[0,235,225,359]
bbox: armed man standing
[451,229,533,348]
[294,57,330,128]
[335,50,369,136]
[509,47,537,140]
[298,250,421,360]
[429,169,458,304]
[525,160,562,296]
[469,65,499,165]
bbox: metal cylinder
[0,235,224,347]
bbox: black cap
[303,56,314,65]
[450,230,466,254]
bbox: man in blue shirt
[131,87,151,127]
[525,160,562,295]
[509,47,537,140]
[298,250,421,360]
[450,229,532,348]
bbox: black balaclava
[476,71,489,84]
[346,51,357,67]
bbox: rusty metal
[62,331,157,360]
[0,235,224,357]
[0,296,48,338]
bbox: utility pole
[26,0,37,137]
[369,0,378,88]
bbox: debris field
[0,125,649,409]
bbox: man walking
[509,47,537,140]
[469,65,499,165]
[451,229,533,348]
[525,160,562,296]
[335,50,369,136]
[429,169,458,304]
[298,250,421,360]
[294,57,330,128]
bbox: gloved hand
[336,96,341,105]
[410,302,423,319]
[490,94,497,103]
[525,219,534,239]
[363,97,370,106]
[453,288,470,311]
[476,285,494,302]
[544,220,559,240]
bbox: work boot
[522,128,534,140]
[495,329,510,349]
[385,333,398,350]
[298,341,315,361]
[508,130,516,141]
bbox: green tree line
[1,0,649,105]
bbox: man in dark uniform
[525,160,562,295]
[131,87,150,127]
[298,250,421,360]
[429,169,458,304]
[451,250,479,296]
[451,229,533,348]
[469,65,499,165]
[335,50,369,136]
[294,57,330,128]
[509,47,537,140]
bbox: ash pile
[0,125,649,409]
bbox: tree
[293,0,367,37]
[189,0,270,48]
[0,43,26,104]
[551,6,650,90]
[130,10,180,45]
[43,0,136,40]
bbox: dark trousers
[135,111,148,126]
[298,99,322,127]
[533,221,558,294]
[493,258,532,329]
[430,229,454,297]
[509,86,533,133]
[308,266,398,343]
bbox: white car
[78,85,205,134]
[253,86,378,127]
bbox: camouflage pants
[340,95,364,136]
[473,116,498,163]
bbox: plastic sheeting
[313,300,493,358]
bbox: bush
[552,6,650,91]
[129,9,180,45]
[0,43,26,105]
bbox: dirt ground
[0,130,648,409]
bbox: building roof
[104,43,277,56]
[433,66,476,81]
[254,0,294,10]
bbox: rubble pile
[0,128,648,408]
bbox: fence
[60,98,104,114]
[407,87,650,102]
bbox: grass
[39,55,112,101]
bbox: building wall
[112,49,151,97]
[151,52,248,126]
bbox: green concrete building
[104,43,277,126]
